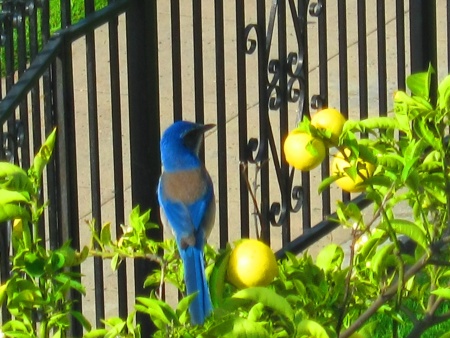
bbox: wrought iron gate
[0,0,444,335]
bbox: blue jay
[158,121,215,325]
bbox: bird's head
[160,121,215,171]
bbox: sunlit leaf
[406,66,433,99]
[438,74,450,111]
[379,219,428,252]
[232,287,294,321]
[370,243,394,277]
[316,244,344,272]
[209,247,231,307]
[431,288,450,299]
[318,175,340,194]
[31,128,57,182]
[297,319,329,338]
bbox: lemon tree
[284,131,326,171]
[311,107,346,146]
[227,239,278,289]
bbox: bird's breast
[161,168,209,204]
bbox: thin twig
[240,162,263,239]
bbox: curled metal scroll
[309,1,324,17]
[269,169,304,227]
[2,120,25,163]
[242,0,325,229]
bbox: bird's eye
[183,129,202,152]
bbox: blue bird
[158,121,215,325]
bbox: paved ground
[65,0,449,326]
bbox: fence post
[52,36,83,337]
[126,0,161,334]
[409,0,437,99]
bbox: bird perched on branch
[158,121,215,325]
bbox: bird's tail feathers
[181,246,213,325]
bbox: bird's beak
[201,124,216,133]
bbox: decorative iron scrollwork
[2,120,25,162]
[309,1,324,17]
[242,0,323,231]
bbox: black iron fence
[0,0,445,335]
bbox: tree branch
[340,235,450,338]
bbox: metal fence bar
[41,0,58,251]
[107,0,128,318]
[53,37,83,337]
[396,0,406,90]
[236,0,250,238]
[409,0,437,102]
[277,0,289,245]
[125,0,161,334]
[214,0,229,247]
[28,0,45,240]
[377,0,387,117]
[299,0,311,232]
[170,0,183,121]
[85,0,106,326]
[193,0,205,127]
[256,0,270,243]
[16,4,30,169]
[357,1,368,122]
[337,0,350,204]
[276,194,372,259]
[316,0,331,219]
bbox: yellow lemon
[332,149,375,193]
[227,239,278,289]
[284,131,326,171]
[12,218,23,239]
[311,108,346,146]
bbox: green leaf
[342,117,400,135]
[100,222,112,246]
[318,175,340,194]
[50,252,66,271]
[72,310,92,331]
[2,319,31,335]
[230,318,270,338]
[111,253,121,271]
[296,319,329,338]
[54,273,86,296]
[413,118,439,149]
[0,282,7,306]
[209,247,231,307]
[176,292,196,325]
[431,288,450,299]
[24,252,46,277]
[438,74,450,111]
[0,203,30,223]
[83,329,109,338]
[208,317,270,338]
[232,287,294,321]
[31,128,57,182]
[0,162,33,194]
[370,243,395,277]
[406,65,433,99]
[379,219,428,251]
[316,244,344,272]
[136,297,178,327]
[247,302,265,322]
[0,189,30,204]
